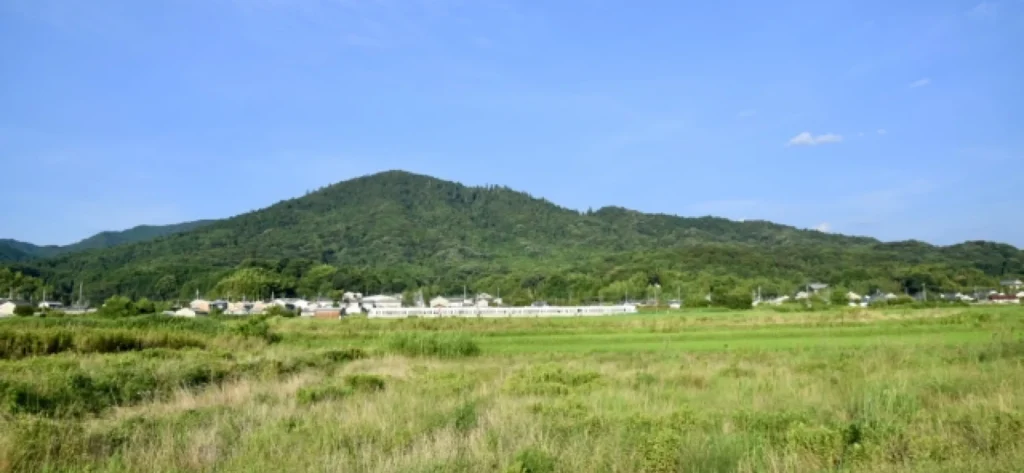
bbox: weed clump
[344,374,386,393]
[505,447,556,473]
[505,365,600,396]
[296,384,352,405]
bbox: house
[1000,279,1023,291]
[227,301,268,315]
[1,300,32,317]
[808,283,829,293]
[1017,291,1024,299]
[313,308,342,320]
[309,297,335,309]
[38,300,64,310]
[271,298,309,311]
[988,294,1020,305]
[430,296,450,308]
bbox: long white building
[367,305,637,319]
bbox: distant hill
[0,220,215,261]
[11,171,1023,302]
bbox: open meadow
[2,306,1023,473]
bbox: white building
[1,300,24,317]
[1001,279,1023,291]
[38,301,64,310]
[173,307,198,317]
[360,294,402,309]
[846,292,862,301]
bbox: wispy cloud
[877,129,887,135]
[737,109,757,118]
[968,2,996,17]
[787,132,843,147]
[910,78,931,88]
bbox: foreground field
[2,307,1023,472]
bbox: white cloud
[814,222,831,233]
[737,109,757,118]
[910,78,931,88]
[877,129,887,135]
[787,132,844,146]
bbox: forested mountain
[4,171,1022,304]
[0,220,214,261]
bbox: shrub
[13,304,35,317]
[134,298,157,315]
[98,296,137,318]
[265,305,297,318]
[710,293,753,310]
[386,332,480,358]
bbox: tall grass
[385,332,481,358]
[1,307,1023,472]
[0,328,207,359]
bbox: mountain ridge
[5,170,1021,302]
[0,220,215,261]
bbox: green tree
[99,295,137,317]
[13,304,34,317]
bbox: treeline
[0,268,52,301]
[15,248,1006,307]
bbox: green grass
[1,306,1023,473]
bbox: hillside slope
[13,171,1023,302]
[0,220,215,261]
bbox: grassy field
[2,306,1023,472]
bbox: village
[4,279,1022,319]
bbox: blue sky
[1,0,1021,246]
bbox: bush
[265,305,297,318]
[13,304,35,317]
[134,298,156,315]
[98,296,137,318]
[710,293,753,310]
[386,332,480,358]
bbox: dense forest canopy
[2,171,1021,304]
